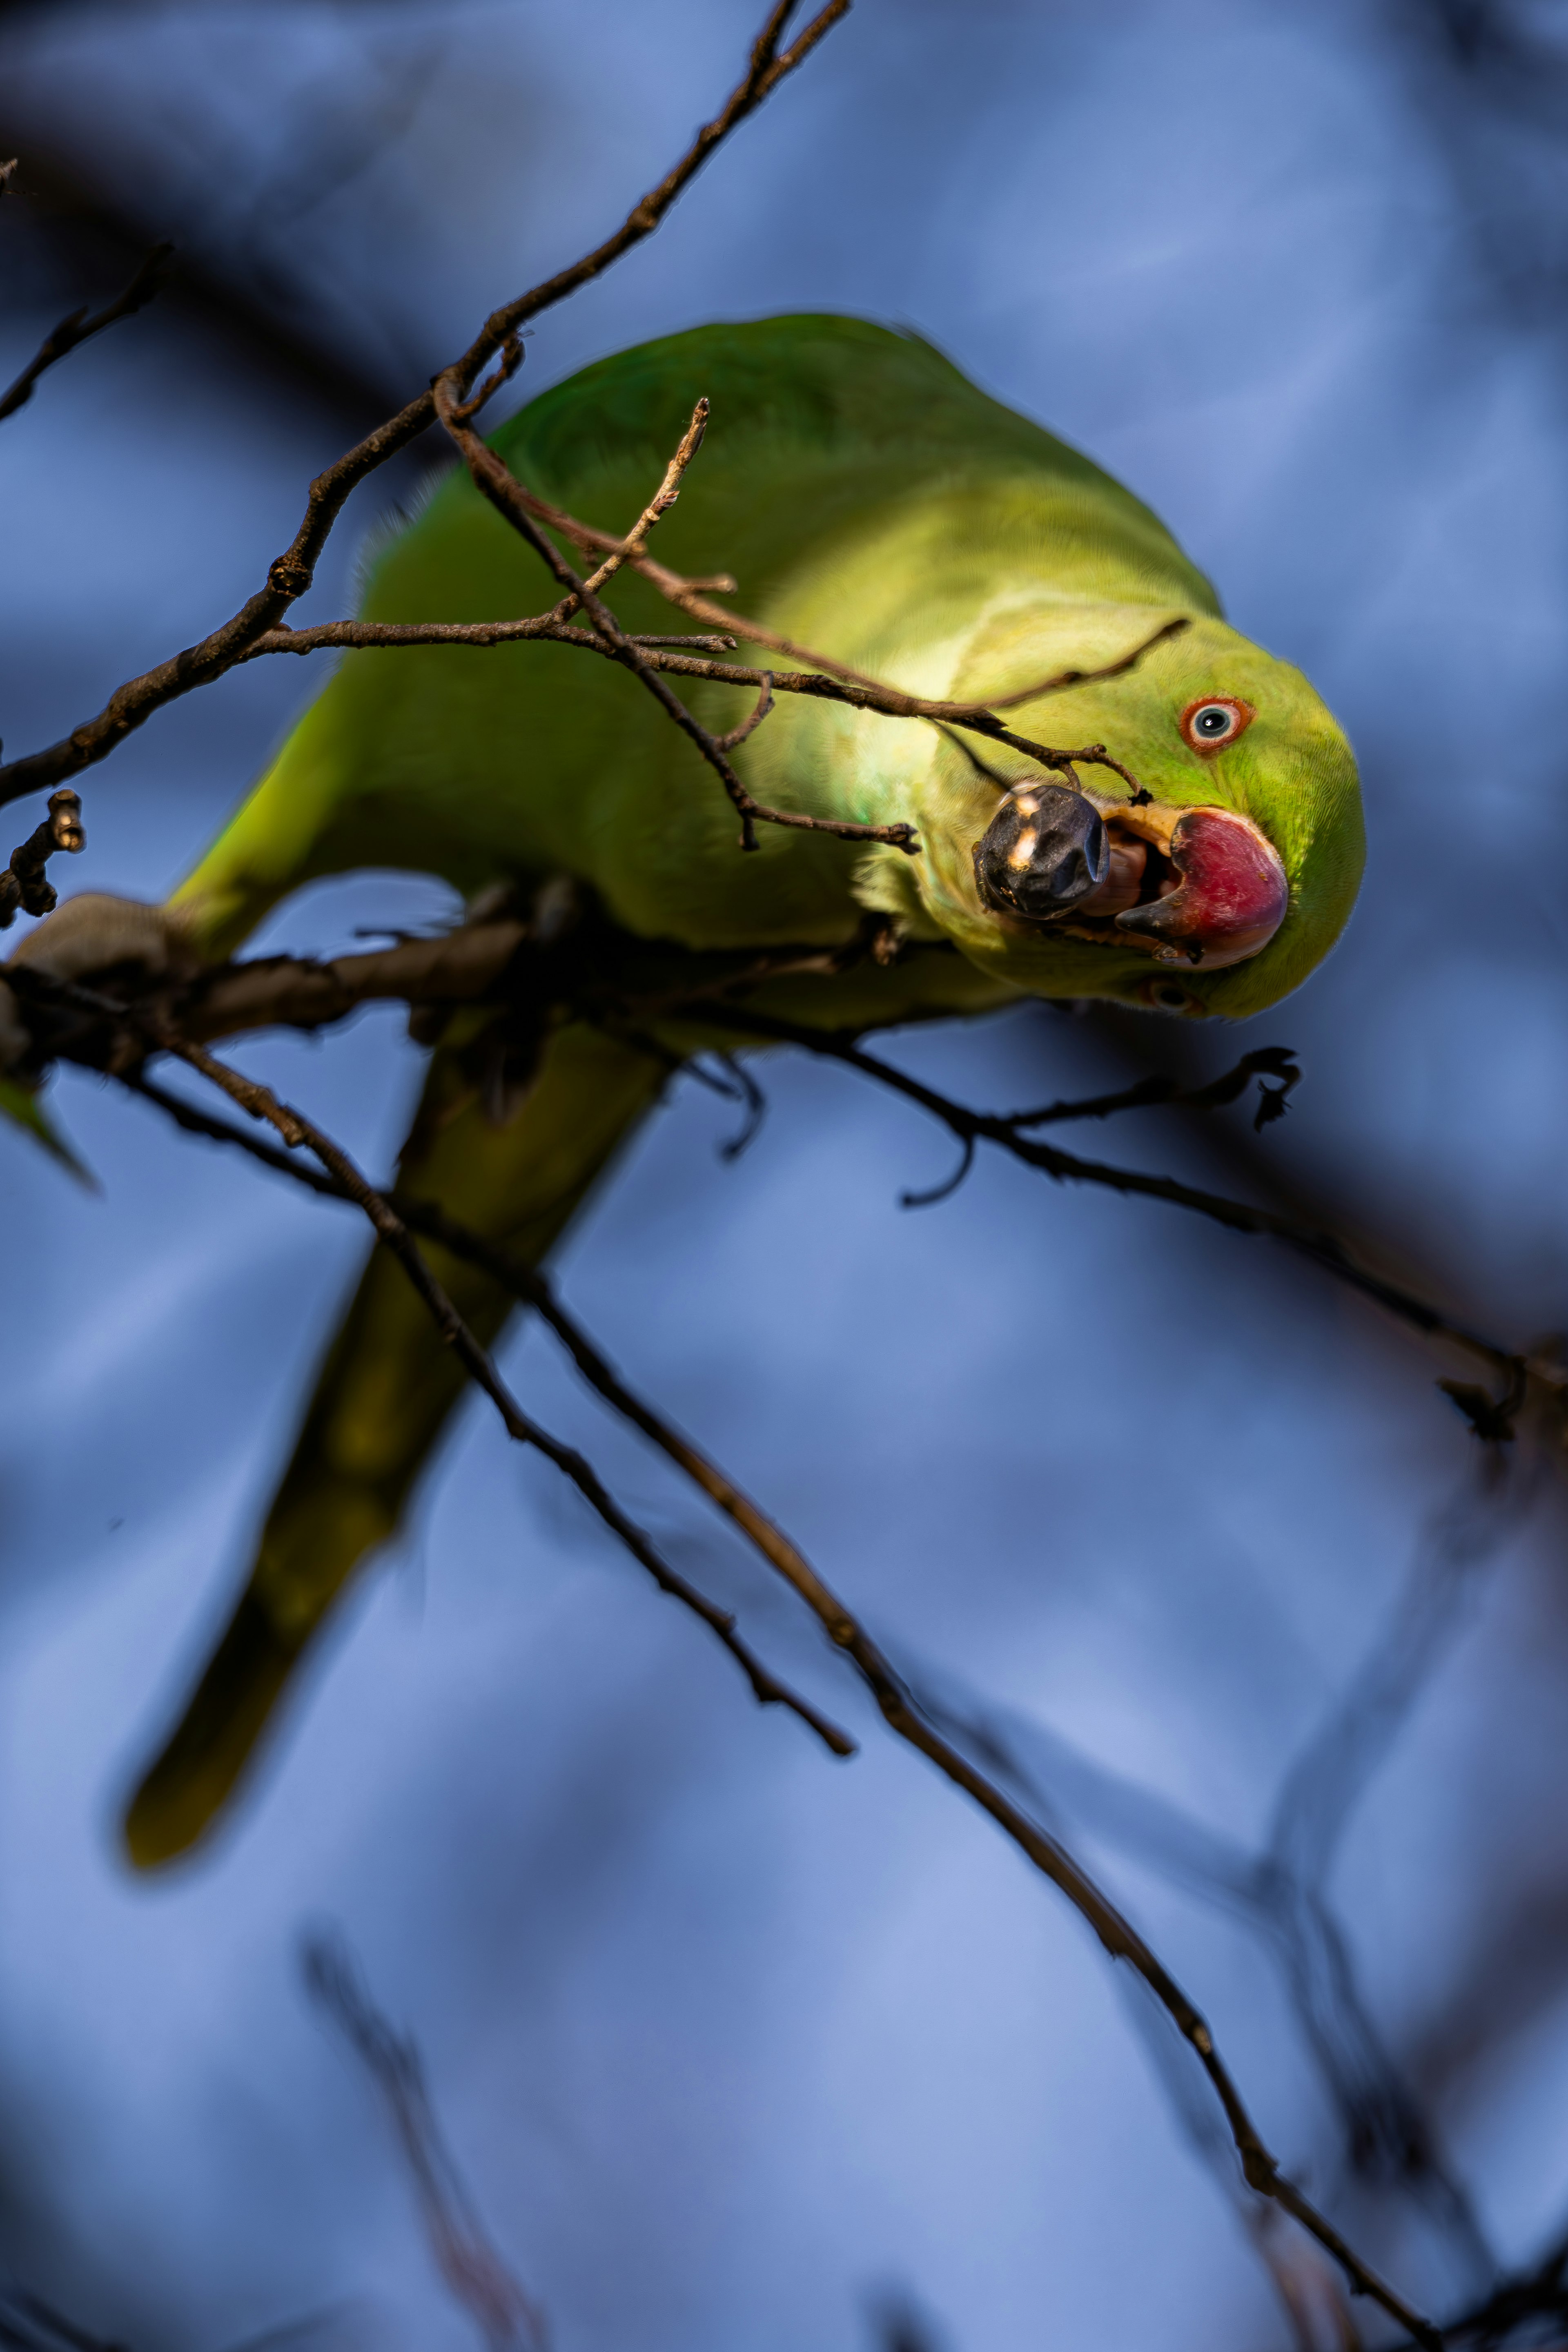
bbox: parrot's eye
[1180,697,1253,753]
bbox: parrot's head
[906,610,1363,1018]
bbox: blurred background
[1,2,1567,2347]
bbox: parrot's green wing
[124,1020,666,1867]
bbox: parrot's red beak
[1106,804,1288,971]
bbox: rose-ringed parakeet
[15,313,1360,1863]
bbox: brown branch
[711,670,775,752]
[0,2,849,810]
[0,790,84,927]
[237,619,739,659]
[435,2,851,416]
[233,594,1167,800]
[500,475,1181,786]
[119,1059,1440,2350]
[513,483,1190,706]
[0,241,171,424]
[1004,1045,1302,1135]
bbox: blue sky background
[2,4,1568,2348]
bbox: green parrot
[17,314,1363,1864]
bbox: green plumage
[122,315,1365,1864]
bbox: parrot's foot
[0,893,203,1073]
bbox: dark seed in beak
[973,783,1109,922]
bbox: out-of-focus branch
[119,1056,1439,2350]
[0,1,850,810]
[304,1931,546,2352]
[0,239,169,422]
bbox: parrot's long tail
[122,1021,668,1868]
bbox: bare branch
[1003,1045,1301,1135]
[231,605,1166,808]
[570,396,710,603]
[0,241,171,424]
[238,620,739,659]
[712,670,775,752]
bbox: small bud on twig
[0,790,85,928]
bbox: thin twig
[240,622,739,658]
[304,1932,547,2352]
[0,2,849,809]
[712,671,775,751]
[0,243,172,424]
[568,397,710,604]
[512,481,1189,708]
[1004,1045,1301,1135]
[231,609,1164,800]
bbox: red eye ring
[1180,696,1254,755]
